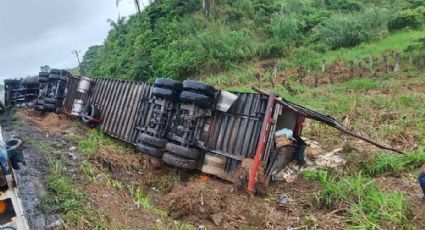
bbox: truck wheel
[38,76,49,83]
[140,133,167,148]
[35,99,44,105]
[4,79,19,84]
[39,72,49,77]
[137,143,164,158]
[162,152,197,170]
[81,104,101,126]
[44,103,57,112]
[152,87,178,100]
[183,80,216,97]
[165,142,200,160]
[50,69,62,74]
[49,73,60,80]
[44,98,63,106]
[180,91,214,108]
[34,105,45,111]
[154,78,183,92]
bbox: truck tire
[137,143,164,158]
[140,133,167,148]
[45,98,63,106]
[180,91,214,108]
[183,80,216,97]
[81,104,101,125]
[39,72,49,77]
[38,76,49,83]
[35,99,44,105]
[34,105,44,111]
[44,103,57,112]
[152,87,178,100]
[165,142,200,160]
[4,79,19,84]
[49,73,60,80]
[154,78,183,91]
[162,152,197,170]
[50,69,62,74]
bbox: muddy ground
[1,108,424,229]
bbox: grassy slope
[322,28,425,62]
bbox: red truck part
[248,93,276,193]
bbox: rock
[198,225,206,230]
[210,213,223,226]
[68,152,78,161]
[69,146,77,151]
[46,219,65,230]
[277,193,292,205]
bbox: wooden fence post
[393,52,400,73]
[358,60,365,78]
[408,52,413,69]
[256,72,262,88]
[297,66,305,84]
[369,56,376,77]
[349,60,355,79]
[421,50,425,68]
[269,70,275,88]
[382,52,389,73]
[329,70,334,84]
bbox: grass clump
[363,150,425,176]
[303,170,410,228]
[77,129,112,155]
[42,157,87,224]
[80,160,97,182]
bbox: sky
[0,0,150,82]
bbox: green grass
[80,160,97,182]
[321,29,425,63]
[362,150,425,176]
[77,129,112,155]
[303,170,410,229]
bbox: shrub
[263,14,305,57]
[152,27,257,79]
[388,9,422,31]
[315,8,391,49]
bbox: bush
[388,9,422,31]
[315,8,391,49]
[152,28,257,79]
[263,15,305,57]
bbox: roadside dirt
[3,108,424,229]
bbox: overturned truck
[4,73,403,192]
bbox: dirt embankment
[4,108,425,229]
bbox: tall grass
[303,170,410,228]
[321,28,425,63]
[363,150,425,176]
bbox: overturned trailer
[58,76,402,192]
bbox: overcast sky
[0,0,151,83]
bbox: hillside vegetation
[53,1,425,229]
[81,0,425,81]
